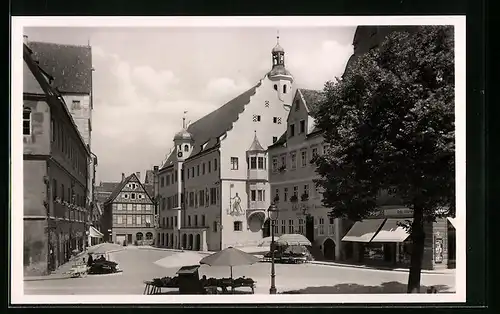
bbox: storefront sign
[434,237,443,264]
[383,208,413,217]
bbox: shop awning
[89,226,104,238]
[371,218,412,242]
[341,219,385,242]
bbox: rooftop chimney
[121,173,125,182]
[136,172,141,181]
[23,35,28,45]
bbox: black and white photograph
[11,16,466,304]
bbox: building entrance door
[305,215,314,243]
[127,234,133,244]
[323,238,336,260]
[263,219,270,238]
[116,234,126,245]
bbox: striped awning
[89,226,103,238]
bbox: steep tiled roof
[104,173,155,204]
[104,175,133,204]
[24,44,90,156]
[161,82,261,170]
[27,41,92,94]
[298,88,325,116]
[143,184,154,199]
[144,170,155,185]
[97,182,121,193]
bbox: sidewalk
[307,260,455,275]
[24,243,125,282]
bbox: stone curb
[138,246,213,255]
[308,261,454,275]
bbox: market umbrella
[276,234,312,246]
[154,251,206,269]
[258,236,275,247]
[199,247,260,280]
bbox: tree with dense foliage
[312,26,455,293]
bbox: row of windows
[23,106,87,177]
[112,203,152,212]
[56,206,86,222]
[289,119,306,138]
[120,192,147,200]
[160,158,219,187]
[250,189,266,202]
[252,115,283,125]
[247,156,267,170]
[272,217,335,236]
[113,214,152,226]
[271,144,329,172]
[273,184,321,203]
[162,187,220,210]
[52,178,86,208]
[161,214,207,228]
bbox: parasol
[199,246,260,280]
[276,233,312,246]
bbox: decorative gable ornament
[265,100,270,107]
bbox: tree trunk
[407,207,425,293]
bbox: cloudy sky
[24,26,356,183]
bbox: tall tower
[268,32,294,100]
[172,113,192,248]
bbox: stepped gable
[161,81,261,170]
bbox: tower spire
[277,30,280,44]
[182,111,187,129]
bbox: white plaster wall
[219,75,293,248]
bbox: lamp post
[268,202,279,294]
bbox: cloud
[202,77,252,103]
[285,40,353,90]
[91,47,220,182]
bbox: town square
[16,18,462,300]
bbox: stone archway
[248,211,266,233]
[195,234,201,251]
[323,238,336,260]
[263,219,271,238]
[188,234,194,250]
[182,234,187,249]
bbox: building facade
[156,38,293,251]
[23,43,90,275]
[267,89,346,261]
[27,38,97,241]
[102,173,155,246]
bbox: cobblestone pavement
[24,247,456,295]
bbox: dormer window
[131,193,136,200]
[289,124,295,137]
[184,144,189,152]
[300,120,305,134]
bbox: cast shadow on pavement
[280,281,453,294]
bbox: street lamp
[268,202,279,294]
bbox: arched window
[283,84,287,94]
[273,84,278,91]
[146,232,153,240]
[184,144,189,152]
[23,107,32,135]
[136,232,143,241]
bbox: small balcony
[248,200,267,210]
